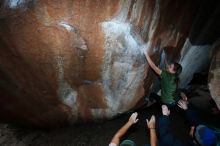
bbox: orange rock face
[0,0,219,126]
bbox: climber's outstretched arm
[144,51,162,75]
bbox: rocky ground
[0,82,219,146]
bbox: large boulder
[0,0,219,126]
[209,41,220,109]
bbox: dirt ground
[0,104,192,146]
[0,85,219,146]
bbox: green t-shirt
[160,70,177,104]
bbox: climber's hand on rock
[144,49,148,56]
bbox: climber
[144,49,182,108]
[109,112,157,146]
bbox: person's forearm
[145,53,161,75]
[111,121,132,145]
[115,121,132,138]
[149,129,157,146]
[145,53,156,69]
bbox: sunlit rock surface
[0,0,219,126]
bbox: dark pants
[149,93,177,108]
[157,116,190,146]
